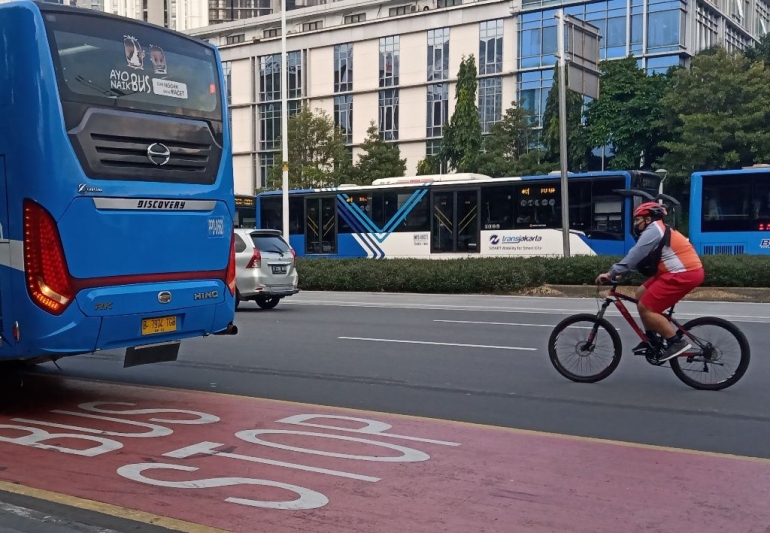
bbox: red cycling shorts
[640,268,705,313]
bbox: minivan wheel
[256,296,280,310]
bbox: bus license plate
[272,265,287,275]
[141,316,177,335]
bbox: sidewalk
[0,493,173,533]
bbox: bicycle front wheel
[670,317,750,391]
[548,314,622,383]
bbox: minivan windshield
[252,234,291,253]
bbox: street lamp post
[280,0,289,242]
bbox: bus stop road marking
[0,375,769,533]
[338,336,538,351]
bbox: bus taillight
[226,233,236,296]
[23,200,75,315]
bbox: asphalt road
[30,291,770,460]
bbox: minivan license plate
[272,265,287,275]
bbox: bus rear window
[702,173,770,232]
[43,12,221,121]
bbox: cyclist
[595,202,705,361]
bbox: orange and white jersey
[651,220,703,275]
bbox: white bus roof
[370,173,494,186]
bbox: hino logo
[147,142,171,166]
[158,291,172,304]
[193,291,219,301]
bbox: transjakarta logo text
[489,235,543,245]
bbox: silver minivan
[234,228,299,310]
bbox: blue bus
[255,171,665,259]
[0,1,237,368]
[689,165,770,255]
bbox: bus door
[305,196,337,255]
[431,189,480,253]
[0,157,9,352]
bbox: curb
[518,285,770,303]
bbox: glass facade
[517,0,692,123]
[379,36,400,140]
[257,51,303,187]
[479,77,503,134]
[333,44,353,145]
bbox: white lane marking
[434,319,593,329]
[286,300,770,322]
[338,336,537,351]
[0,501,121,533]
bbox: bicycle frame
[590,283,701,350]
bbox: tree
[440,55,483,173]
[542,65,591,171]
[355,121,406,184]
[657,47,770,187]
[267,107,349,189]
[416,156,442,175]
[745,33,770,66]
[476,103,554,177]
[585,56,669,171]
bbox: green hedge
[295,255,770,293]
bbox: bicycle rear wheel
[670,316,750,391]
[548,314,622,383]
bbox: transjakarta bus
[0,1,237,368]
[255,171,664,258]
[688,165,770,256]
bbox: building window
[222,61,232,105]
[344,13,365,23]
[437,0,461,6]
[389,5,408,16]
[427,28,449,82]
[264,28,280,38]
[259,103,281,151]
[334,43,353,93]
[334,95,353,144]
[226,34,245,45]
[757,0,769,34]
[379,89,399,141]
[426,139,441,156]
[696,4,719,50]
[427,83,448,138]
[302,21,322,31]
[259,51,302,102]
[259,152,276,188]
[519,11,558,69]
[479,19,503,75]
[518,69,553,127]
[479,77,502,134]
[379,36,399,88]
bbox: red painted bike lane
[0,376,769,532]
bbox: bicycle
[547,279,750,390]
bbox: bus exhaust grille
[67,108,222,185]
[702,244,746,255]
[91,134,211,172]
